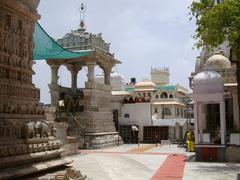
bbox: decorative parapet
[151,98,184,104]
[216,69,236,83]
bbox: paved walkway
[151,154,185,180]
[63,144,240,180]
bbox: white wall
[119,103,151,141]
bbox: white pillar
[220,100,226,145]
[199,103,203,143]
[87,62,95,82]
[194,102,199,144]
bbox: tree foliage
[189,0,240,52]
[190,0,240,128]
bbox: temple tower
[0,1,68,178]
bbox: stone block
[230,133,240,145]
[203,133,211,143]
[226,147,240,162]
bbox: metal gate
[119,125,138,143]
[143,126,168,143]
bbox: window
[161,92,168,98]
[155,94,159,99]
[169,94,173,98]
[154,108,158,113]
[163,107,171,115]
[148,93,151,97]
[177,108,180,116]
[124,113,130,118]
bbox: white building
[190,49,240,162]
[100,67,191,143]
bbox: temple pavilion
[33,5,123,149]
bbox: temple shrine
[45,4,123,149]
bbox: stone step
[0,158,72,179]
[0,149,64,169]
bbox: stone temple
[45,6,123,149]
[0,0,71,178]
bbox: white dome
[206,51,231,69]
[135,81,156,87]
[192,70,224,93]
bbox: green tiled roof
[125,85,176,92]
[155,85,176,92]
[125,87,135,92]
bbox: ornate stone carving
[21,121,35,139]
[18,0,40,11]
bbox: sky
[33,0,200,104]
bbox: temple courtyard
[33,144,240,180]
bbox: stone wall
[0,0,63,172]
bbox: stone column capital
[66,64,82,73]
[49,64,60,69]
[103,67,112,73]
[86,62,96,67]
[49,64,60,85]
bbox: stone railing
[151,98,184,104]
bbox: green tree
[190,0,240,128]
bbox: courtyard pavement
[63,144,240,180]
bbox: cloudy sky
[33,0,200,104]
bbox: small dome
[192,70,224,93]
[205,50,231,69]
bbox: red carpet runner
[151,154,186,180]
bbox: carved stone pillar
[48,83,59,108]
[50,64,60,84]
[87,62,96,82]
[71,70,78,90]
[104,68,111,85]
[67,65,82,91]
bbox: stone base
[61,137,79,157]
[82,132,123,149]
[0,158,72,179]
[0,149,63,169]
[226,146,240,162]
[195,144,226,162]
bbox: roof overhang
[152,102,186,107]
[112,91,131,96]
[134,89,155,92]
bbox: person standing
[186,129,195,152]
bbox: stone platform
[84,132,123,149]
